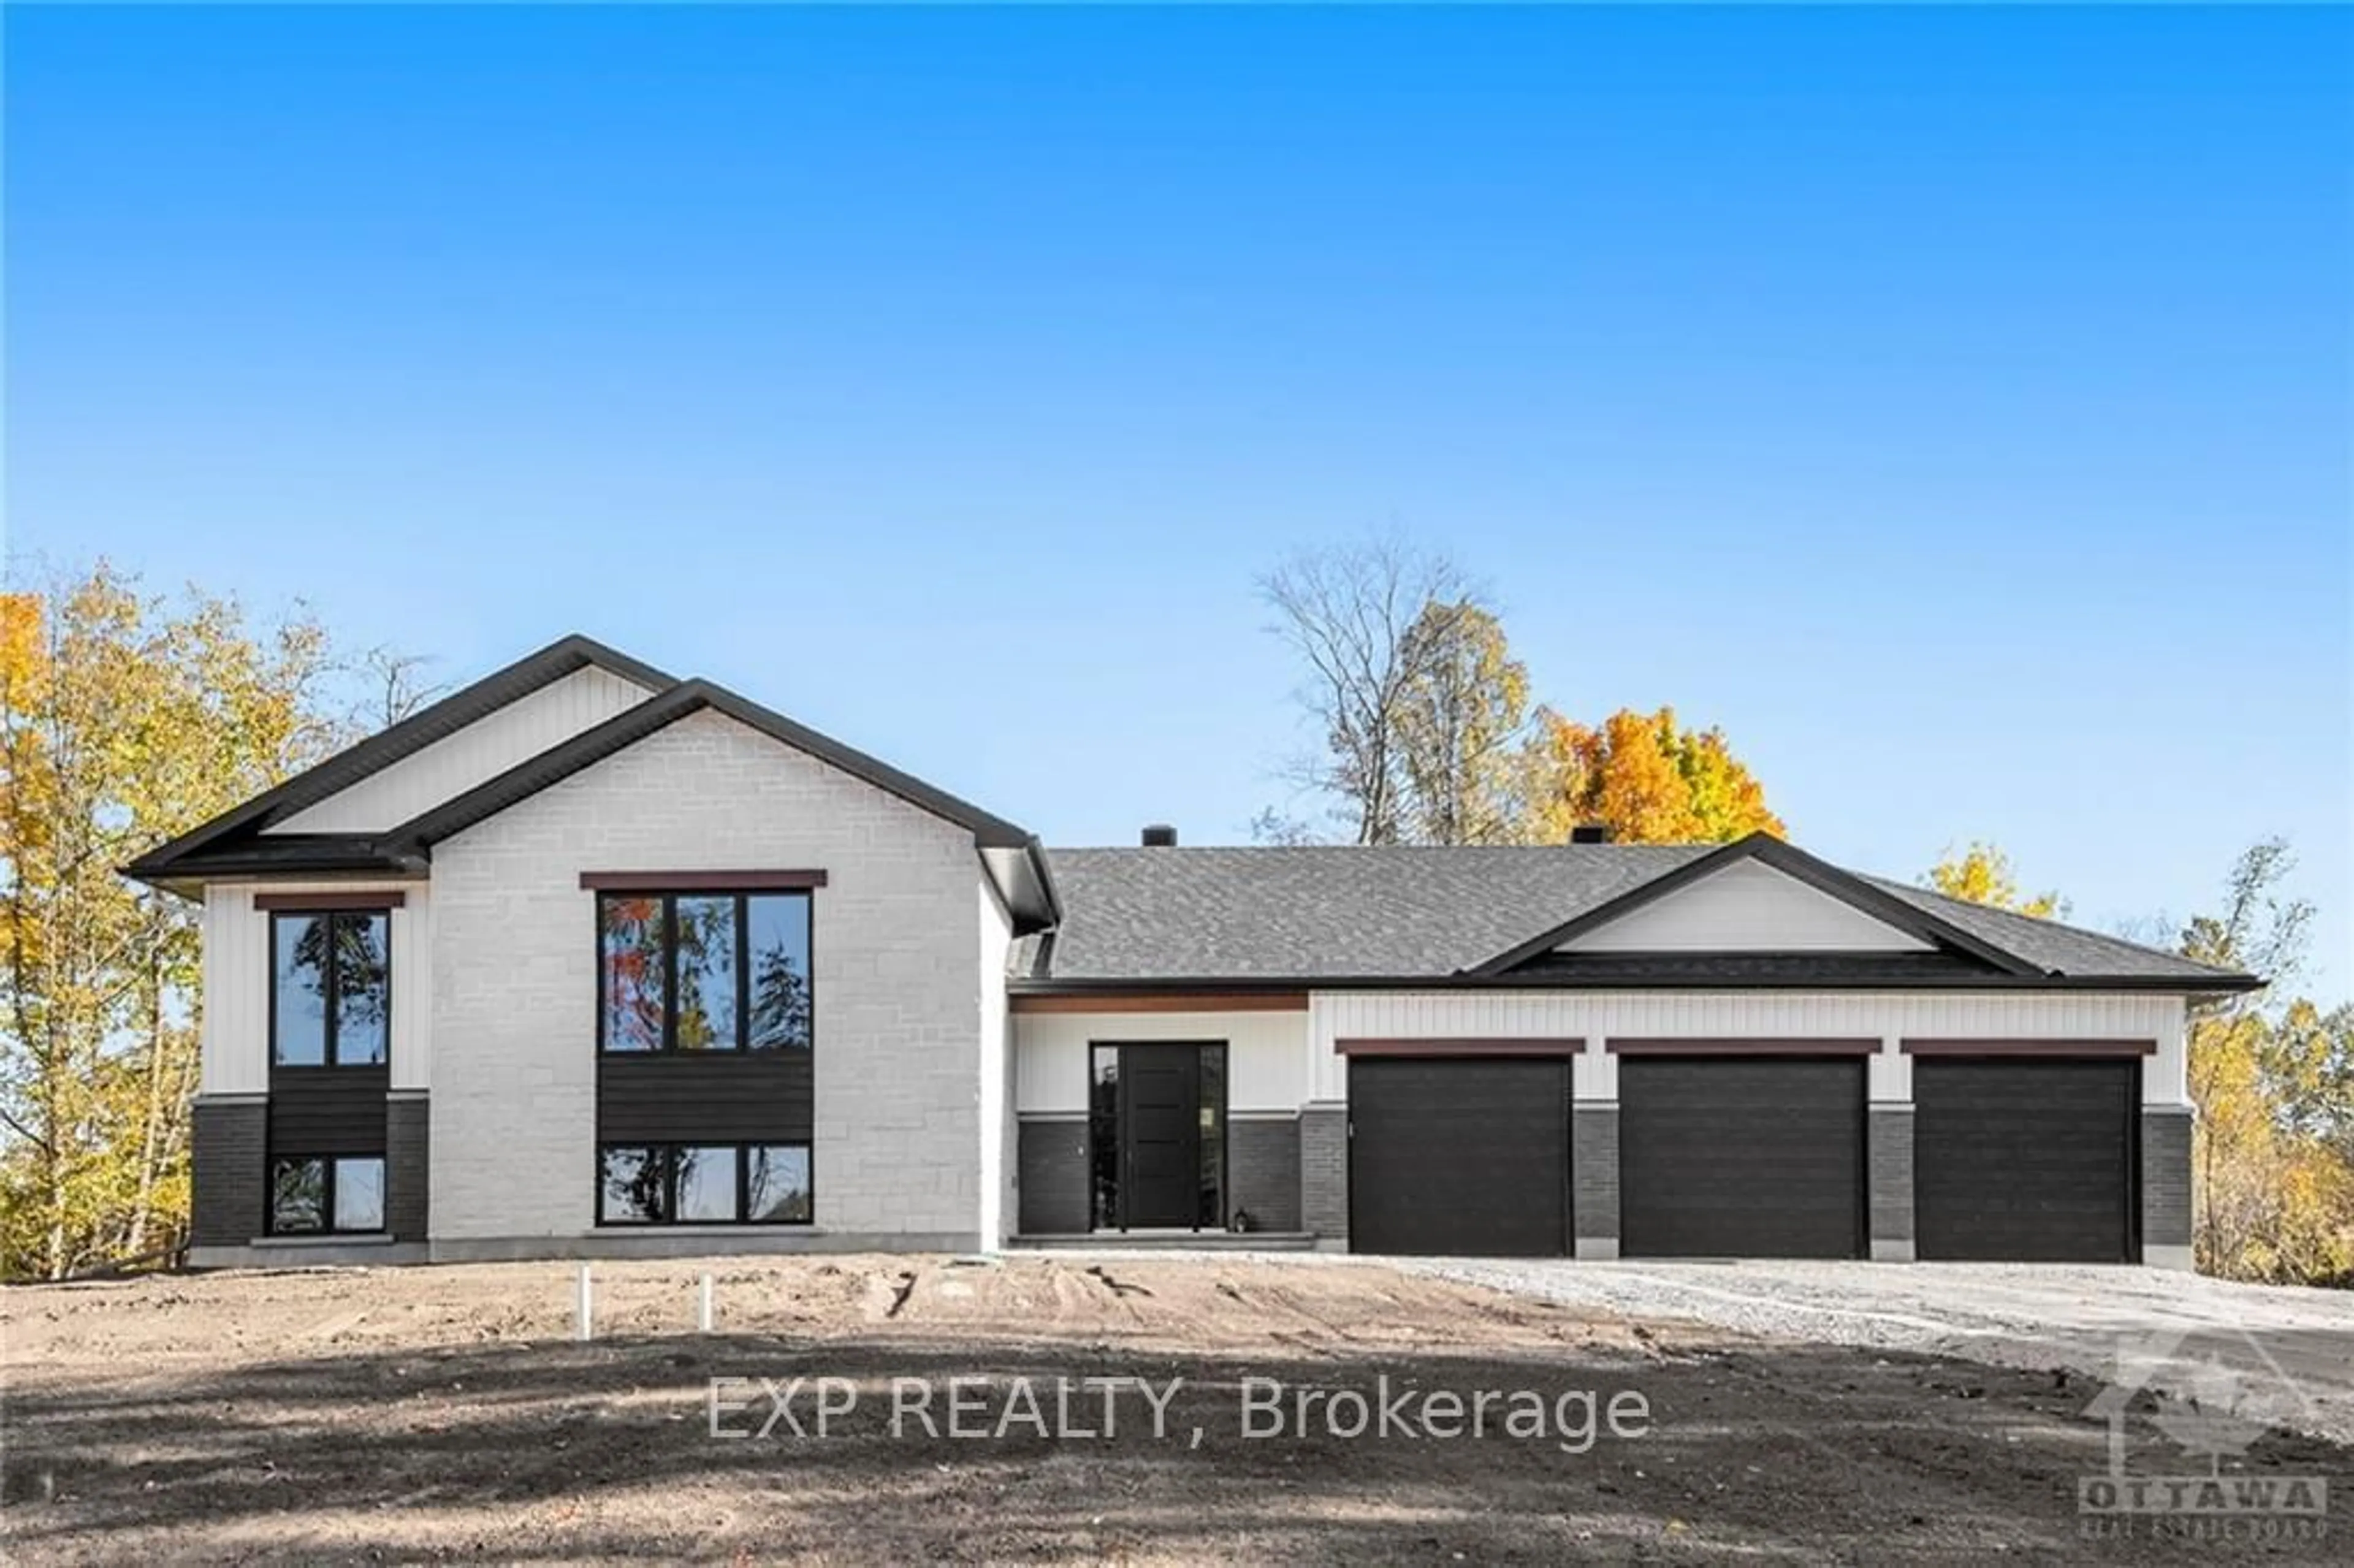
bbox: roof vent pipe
[1141,824,1178,848]
[1569,823,1610,845]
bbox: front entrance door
[1090,1042,1226,1231]
[1120,1045,1201,1228]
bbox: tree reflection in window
[599,1146,669,1223]
[747,894,812,1050]
[596,1143,813,1225]
[674,896,737,1051]
[598,891,811,1052]
[272,911,389,1067]
[599,897,666,1052]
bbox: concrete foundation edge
[191,1242,429,1269]
[431,1231,983,1262]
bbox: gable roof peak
[123,633,673,883]
[1465,831,2047,979]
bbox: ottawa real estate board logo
[2079,1326,2328,1544]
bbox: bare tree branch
[1259,538,1510,845]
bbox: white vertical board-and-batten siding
[1307,991,2188,1106]
[1014,1011,1314,1116]
[269,666,655,834]
[198,881,432,1096]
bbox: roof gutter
[1005,972,2266,997]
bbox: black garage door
[1349,1058,1570,1257]
[1620,1056,1865,1258]
[1914,1057,2137,1262]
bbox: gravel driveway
[1410,1259,2354,1444]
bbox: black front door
[1118,1044,1202,1228]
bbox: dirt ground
[2,1254,2345,1562]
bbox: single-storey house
[126,636,2256,1271]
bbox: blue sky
[6,6,2349,999]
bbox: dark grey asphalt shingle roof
[1011,845,2250,989]
[1865,877,2238,983]
[1014,845,1712,981]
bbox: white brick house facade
[134,636,2251,1271]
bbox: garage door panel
[1620,1057,1864,1259]
[1350,1059,1569,1257]
[1915,1059,2135,1262]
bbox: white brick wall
[429,709,985,1243]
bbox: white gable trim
[1559,858,1935,954]
[272,664,657,834]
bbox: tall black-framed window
[596,1142,813,1226]
[268,1154,386,1235]
[1089,1048,1121,1232]
[271,911,390,1067]
[598,892,812,1053]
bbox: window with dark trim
[271,911,390,1067]
[598,892,812,1053]
[269,1155,386,1234]
[596,1143,812,1225]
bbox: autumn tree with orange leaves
[1519,704,1785,846]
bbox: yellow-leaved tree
[1393,599,1531,846]
[1926,842,2064,919]
[0,565,345,1279]
[2175,841,2353,1284]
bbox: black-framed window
[598,892,812,1053]
[271,911,389,1067]
[269,1155,386,1234]
[1089,1048,1120,1231]
[596,1142,812,1225]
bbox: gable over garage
[1012,835,2254,1270]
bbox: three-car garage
[1342,1041,2149,1264]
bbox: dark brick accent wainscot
[1868,1105,1916,1258]
[1300,1105,1348,1242]
[2141,1106,2193,1254]
[388,1094,431,1243]
[1572,1105,1620,1249]
[1016,1117,1090,1235]
[1228,1116,1301,1233]
[191,1097,267,1249]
